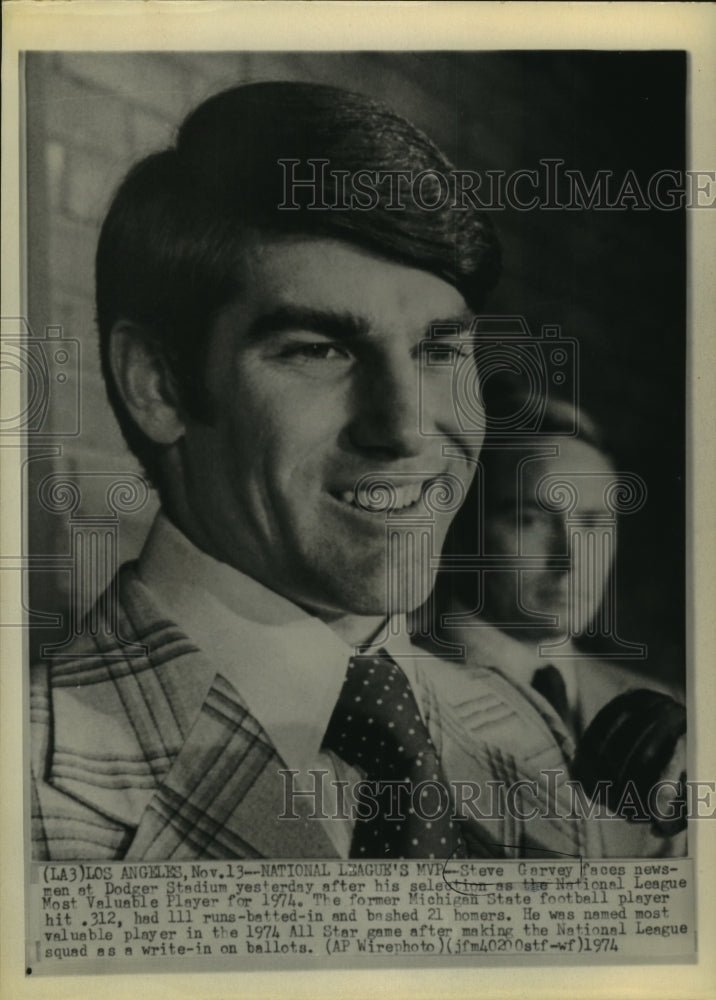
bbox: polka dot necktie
[323,651,466,860]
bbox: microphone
[572,688,686,835]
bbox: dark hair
[96,81,501,482]
[480,386,609,458]
[479,389,611,495]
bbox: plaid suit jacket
[31,564,627,861]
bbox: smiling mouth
[334,478,436,514]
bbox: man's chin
[311,566,437,621]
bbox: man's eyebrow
[246,306,370,342]
[245,306,476,343]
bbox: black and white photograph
[2,2,715,997]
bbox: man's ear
[108,321,185,445]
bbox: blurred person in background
[428,387,686,852]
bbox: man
[30,82,651,861]
[433,393,686,853]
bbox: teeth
[338,481,428,512]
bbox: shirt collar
[137,512,356,771]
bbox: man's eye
[280,342,351,362]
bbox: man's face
[174,236,481,621]
[482,436,616,637]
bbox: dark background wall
[25,51,685,682]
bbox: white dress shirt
[137,512,426,856]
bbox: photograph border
[2,3,715,999]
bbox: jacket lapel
[125,673,338,859]
[416,657,589,859]
[46,568,337,859]
[47,615,213,829]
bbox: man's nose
[348,363,424,459]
